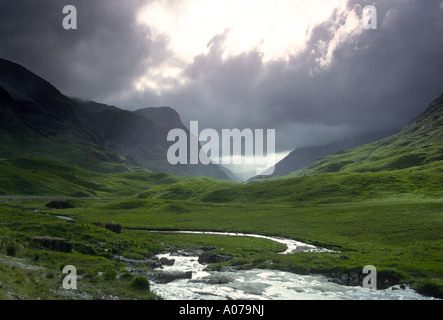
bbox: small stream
[147,231,436,300]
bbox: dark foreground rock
[198,252,233,265]
[160,257,175,266]
[169,247,205,257]
[303,267,403,290]
[191,272,236,284]
[147,271,193,284]
[114,256,163,269]
[31,237,73,253]
[105,222,122,234]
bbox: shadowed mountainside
[0,58,229,179]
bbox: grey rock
[193,273,236,284]
[148,271,193,284]
[31,237,73,253]
[198,252,233,265]
[171,249,204,257]
[115,256,162,269]
[292,246,312,253]
[105,222,122,234]
[200,246,217,251]
[160,257,175,266]
[219,266,237,272]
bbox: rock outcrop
[31,237,73,253]
[198,252,233,265]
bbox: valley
[0,58,441,301]
[0,158,441,300]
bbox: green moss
[414,280,443,298]
[131,275,150,291]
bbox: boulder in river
[191,272,236,284]
[198,252,233,265]
[148,271,193,284]
[160,257,175,266]
[115,256,163,269]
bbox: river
[147,231,436,300]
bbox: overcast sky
[1,0,443,161]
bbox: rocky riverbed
[146,249,436,300]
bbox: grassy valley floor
[0,158,441,299]
[1,196,441,299]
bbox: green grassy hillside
[137,162,442,204]
[262,92,443,180]
[0,158,202,197]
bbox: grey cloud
[144,0,443,151]
[1,0,442,154]
[0,0,161,102]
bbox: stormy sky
[1,0,443,173]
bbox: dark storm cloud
[0,0,162,102]
[1,0,442,153]
[130,0,443,152]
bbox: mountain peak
[134,106,185,130]
[0,58,68,107]
[413,91,443,123]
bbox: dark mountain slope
[0,58,229,179]
[75,100,230,179]
[0,59,135,172]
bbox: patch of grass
[414,280,443,298]
[131,275,150,291]
[0,205,167,300]
[5,242,19,256]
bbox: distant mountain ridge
[0,58,229,179]
[261,91,443,181]
[263,132,390,178]
[3,58,440,182]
